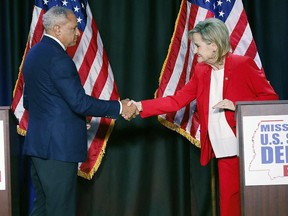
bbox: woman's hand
[212,99,235,111]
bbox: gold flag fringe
[156,0,184,86]
[13,35,30,98]
[158,116,201,148]
[17,125,27,136]
[153,1,201,148]
[77,119,116,180]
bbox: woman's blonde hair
[189,18,230,63]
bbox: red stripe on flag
[156,0,187,98]
[111,82,120,100]
[188,5,199,28]
[31,10,45,46]
[165,39,191,123]
[11,65,25,111]
[230,10,247,51]
[91,49,109,98]
[245,40,257,59]
[78,25,99,85]
[19,110,29,127]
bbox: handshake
[120,99,142,121]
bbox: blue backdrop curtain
[1,0,287,216]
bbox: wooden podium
[0,107,20,216]
[236,101,288,216]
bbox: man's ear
[52,25,61,36]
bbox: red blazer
[140,53,278,166]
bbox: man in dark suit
[22,6,136,216]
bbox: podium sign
[242,114,288,185]
[0,107,19,216]
[236,101,288,216]
[0,120,5,190]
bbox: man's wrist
[119,100,122,114]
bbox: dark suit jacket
[23,35,120,162]
[140,53,278,166]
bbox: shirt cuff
[118,101,122,115]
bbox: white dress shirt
[208,68,238,158]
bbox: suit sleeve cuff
[118,101,122,115]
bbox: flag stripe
[156,0,186,99]
[229,10,247,52]
[92,51,109,98]
[78,33,98,86]
[78,28,98,85]
[30,8,45,46]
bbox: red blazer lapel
[223,54,232,98]
[201,67,212,124]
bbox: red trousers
[218,156,241,216]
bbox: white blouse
[208,68,238,158]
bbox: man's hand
[121,99,139,120]
[127,100,142,112]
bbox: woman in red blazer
[129,18,278,216]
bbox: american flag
[11,0,119,180]
[156,0,261,147]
